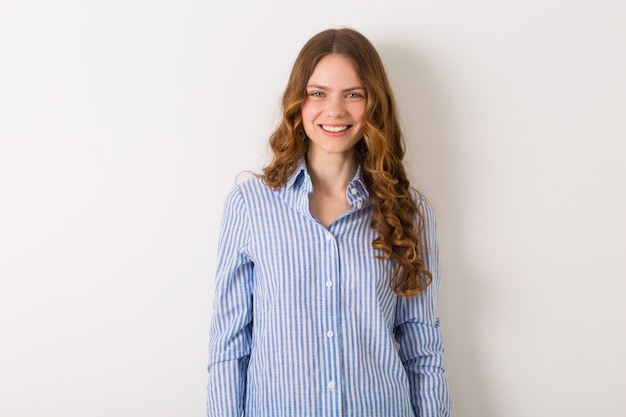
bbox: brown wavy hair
[262,28,432,297]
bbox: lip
[319,124,352,135]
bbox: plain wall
[1,1,625,416]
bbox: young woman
[207,28,451,417]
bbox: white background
[1,1,625,416]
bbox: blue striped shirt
[207,159,451,417]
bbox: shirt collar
[285,157,369,201]
[285,158,309,191]
[346,164,369,205]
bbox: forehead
[308,54,361,86]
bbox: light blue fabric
[208,159,451,417]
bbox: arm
[207,186,254,417]
[394,196,451,417]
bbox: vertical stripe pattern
[207,159,451,417]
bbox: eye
[346,92,364,99]
[308,91,325,97]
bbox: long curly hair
[262,28,432,297]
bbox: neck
[306,148,357,194]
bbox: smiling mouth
[321,125,350,133]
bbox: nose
[325,96,347,118]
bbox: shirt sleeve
[207,186,254,417]
[394,195,452,417]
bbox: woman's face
[301,53,366,158]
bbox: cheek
[300,103,316,136]
[301,102,319,125]
[351,103,366,124]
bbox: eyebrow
[307,84,366,92]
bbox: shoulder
[409,188,437,230]
[224,176,272,197]
[223,176,282,209]
[234,176,269,194]
[409,188,432,212]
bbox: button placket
[321,226,341,406]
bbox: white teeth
[322,125,349,133]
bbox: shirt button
[356,201,363,209]
[328,380,336,390]
[326,331,334,338]
[325,280,333,288]
[350,188,358,195]
[325,232,332,241]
